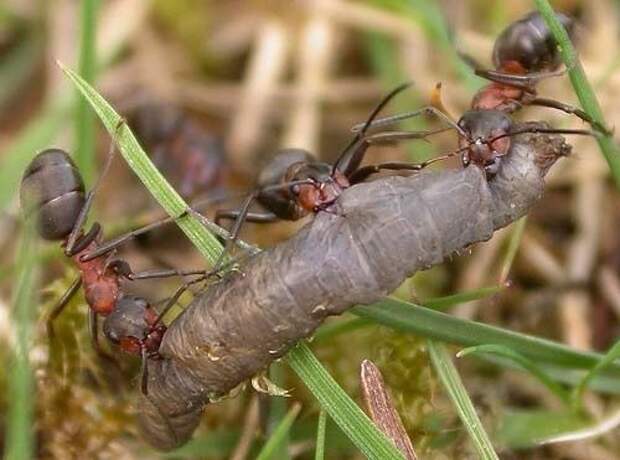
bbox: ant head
[287,163,350,213]
[103,295,157,356]
[457,110,513,175]
[20,149,85,241]
[493,11,575,73]
[258,149,316,189]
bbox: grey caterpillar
[138,126,570,450]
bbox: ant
[20,133,228,364]
[350,83,597,176]
[470,11,610,134]
[129,103,227,198]
[213,82,452,260]
[363,11,609,141]
[102,266,222,395]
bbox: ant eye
[291,185,300,195]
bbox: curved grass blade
[538,406,620,445]
[422,286,503,310]
[458,344,570,404]
[428,341,498,460]
[60,62,223,265]
[534,0,620,187]
[287,343,405,460]
[499,217,526,283]
[497,409,587,448]
[314,316,374,341]
[572,339,620,411]
[256,403,301,460]
[353,299,620,374]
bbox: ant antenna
[332,82,413,174]
[350,83,468,139]
[490,126,601,144]
[65,119,126,255]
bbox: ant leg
[350,106,467,138]
[474,68,567,89]
[338,127,449,179]
[185,207,259,255]
[348,150,461,185]
[215,210,278,227]
[212,192,261,271]
[88,309,120,366]
[65,120,126,256]
[140,347,150,395]
[332,82,413,174]
[150,273,220,327]
[47,277,82,340]
[126,268,211,281]
[526,97,612,135]
[80,193,237,262]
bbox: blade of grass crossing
[256,403,301,460]
[315,410,327,460]
[353,299,620,374]
[499,217,526,283]
[267,363,291,460]
[534,0,620,187]
[75,0,100,185]
[287,343,405,460]
[422,286,504,310]
[572,339,620,411]
[5,220,38,460]
[458,344,571,404]
[428,341,498,460]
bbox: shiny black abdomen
[20,149,85,240]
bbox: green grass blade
[75,0,100,185]
[428,341,498,460]
[60,63,223,265]
[480,355,620,396]
[458,344,570,404]
[497,409,588,448]
[267,363,291,460]
[499,217,527,283]
[256,403,301,460]
[287,343,405,460]
[353,299,620,374]
[572,339,620,411]
[422,286,503,310]
[534,0,620,187]
[314,317,374,341]
[4,220,38,460]
[315,410,327,460]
